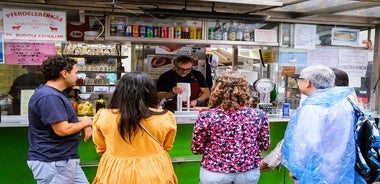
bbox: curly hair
[41,55,77,81]
[208,71,251,110]
[108,71,166,143]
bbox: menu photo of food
[147,55,175,79]
[331,28,360,46]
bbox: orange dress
[92,108,178,184]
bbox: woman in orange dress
[92,72,177,184]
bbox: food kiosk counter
[0,112,291,184]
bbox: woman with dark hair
[191,71,270,184]
[92,72,177,184]
[331,67,349,86]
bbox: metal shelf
[105,36,279,47]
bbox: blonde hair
[208,71,251,110]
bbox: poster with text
[4,42,56,65]
[338,48,368,77]
[3,8,66,41]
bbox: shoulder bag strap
[140,122,164,149]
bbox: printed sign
[3,8,66,41]
[4,42,56,65]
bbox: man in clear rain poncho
[282,65,365,184]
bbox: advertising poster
[3,8,66,41]
[147,55,174,80]
[331,28,360,47]
[278,48,308,66]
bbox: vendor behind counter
[156,55,210,111]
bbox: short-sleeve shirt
[27,85,80,162]
[156,69,209,92]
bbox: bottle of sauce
[214,20,222,40]
[96,94,106,112]
[228,20,236,41]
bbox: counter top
[0,111,291,127]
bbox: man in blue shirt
[27,56,92,184]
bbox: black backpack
[348,98,380,183]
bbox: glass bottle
[222,23,228,41]
[96,94,106,112]
[77,94,94,116]
[243,24,251,41]
[228,20,236,41]
[236,23,243,41]
[214,20,222,40]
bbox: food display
[77,94,94,116]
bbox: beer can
[282,103,290,117]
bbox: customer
[27,56,93,184]
[191,71,270,184]
[282,65,357,183]
[156,55,210,111]
[260,67,353,172]
[92,72,177,184]
[8,65,44,115]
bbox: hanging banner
[3,8,66,41]
[4,42,56,65]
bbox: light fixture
[200,0,283,6]
[142,8,270,23]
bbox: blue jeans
[199,167,260,184]
[27,159,89,184]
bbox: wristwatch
[196,99,202,105]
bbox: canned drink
[146,25,153,38]
[168,27,174,39]
[125,25,132,37]
[132,24,139,37]
[161,26,168,38]
[282,103,290,117]
[139,25,146,37]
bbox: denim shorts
[27,158,89,184]
[199,167,260,184]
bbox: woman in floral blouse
[191,71,270,184]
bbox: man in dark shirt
[27,56,92,184]
[8,65,44,115]
[156,55,210,111]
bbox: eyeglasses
[175,65,192,72]
[294,77,305,82]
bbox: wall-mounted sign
[331,28,360,47]
[3,8,66,41]
[4,42,56,65]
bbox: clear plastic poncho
[282,87,362,184]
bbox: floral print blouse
[191,106,270,173]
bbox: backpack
[348,98,380,183]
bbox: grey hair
[300,65,335,89]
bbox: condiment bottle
[96,94,106,112]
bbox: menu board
[4,42,56,65]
